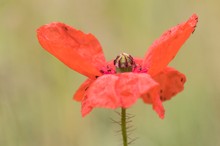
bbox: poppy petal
[73,79,94,102]
[143,14,198,76]
[153,67,186,101]
[141,84,165,119]
[115,73,159,108]
[142,67,186,102]
[81,73,160,117]
[81,75,120,117]
[152,93,165,119]
[37,22,106,79]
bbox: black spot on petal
[147,93,151,99]
[172,92,176,96]
[181,77,184,82]
[160,96,167,101]
[85,87,89,91]
[63,26,68,31]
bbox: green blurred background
[1,0,219,146]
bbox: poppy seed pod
[114,53,135,73]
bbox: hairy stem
[121,108,128,146]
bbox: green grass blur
[1,0,220,146]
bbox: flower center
[114,53,135,73]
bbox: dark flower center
[99,53,148,75]
[114,53,135,73]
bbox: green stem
[121,108,128,146]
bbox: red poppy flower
[37,14,198,119]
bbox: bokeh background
[1,0,220,146]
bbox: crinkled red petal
[143,14,198,76]
[141,67,186,118]
[81,75,120,117]
[151,87,165,119]
[115,73,159,108]
[153,67,186,101]
[73,79,94,102]
[81,73,159,117]
[141,83,165,119]
[37,22,106,79]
